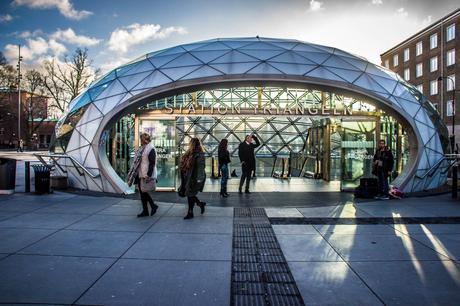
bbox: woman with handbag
[179,137,206,219]
[127,133,158,217]
[218,139,230,197]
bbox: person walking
[17,139,24,152]
[179,137,207,219]
[373,139,394,200]
[127,133,159,217]
[218,139,231,197]
[238,134,260,194]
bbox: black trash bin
[0,158,16,195]
[32,164,51,194]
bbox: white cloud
[371,0,383,4]
[396,7,408,17]
[12,0,92,20]
[0,14,13,22]
[308,0,324,12]
[4,37,67,62]
[107,23,187,54]
[51,28,101,46]
[16,29,44,38]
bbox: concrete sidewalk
[0,191,459,305]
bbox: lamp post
[16,45,22,143]
[438,75,457,198]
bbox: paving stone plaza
[1,188,460,305]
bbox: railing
[33,153,100,179]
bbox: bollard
[25,161,30,193]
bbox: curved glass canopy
[52,37,449,194]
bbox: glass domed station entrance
[51,37,448,195]
[106,86,409,192]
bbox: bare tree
[0,51,18,132]
[42,48,100,114]
[0,51,16,90]
[23,69,46,147]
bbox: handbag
[140,178,156,192]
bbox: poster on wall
[140,120,176,189]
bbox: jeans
[239,165,252,191]
[377,168,389,196]
[220,164,229,188]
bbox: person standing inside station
[127,133,159,217]
[238,134,260,194]
[218,139,231,197]
[179,137,207,219]
[373,139,394,200]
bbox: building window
[384,59,389,68]
[447,75,456,92]
[404,68,410,81]
[430,33,438,49]
[393,54,399,67]
[404,48,410,62]
[416,63,423,77]
[447,100,454,116]
[446,24,455,41]
[416,41,423,56]
[416,84,423,94]
[430,56,438,72]
[446,49,455,66]
[430,80,438,95]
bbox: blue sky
[0,0,458,72]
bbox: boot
[224,186,229,197]
[184,199,195,219]
[183,211,194,219]
[197,201,206,214]
[150,202,158,216]
[137,211,149,217]
[220,186,228,198]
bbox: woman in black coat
[218,139,231,197]
[179,138,206,219]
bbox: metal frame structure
[50,37,449,194]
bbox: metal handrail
[414,156,456,180]
[33,153,100,179]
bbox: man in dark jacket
[238,134,260,194]
[373,139,394,200]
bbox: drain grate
[231,208,305,306]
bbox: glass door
[139,118,177,189]
[340,120,376,190]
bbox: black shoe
[150,205,158,216]
[197,202,206,214]
[245,189,251,194]
[184,212,194,219]
[137,211,149,218]
[238,188,243,194]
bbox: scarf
[127,145,146,187]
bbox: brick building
[381,8,459,141]
[0,89,57,149]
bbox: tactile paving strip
[231,208,305,306]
